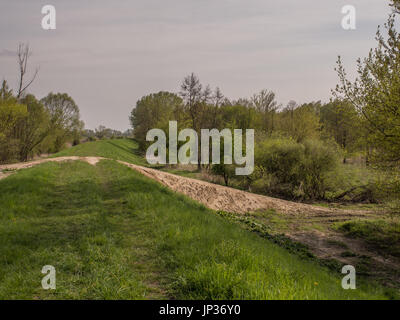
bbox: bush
[211,164,236,186]
[252,138,339,200]
[250,176,272,194]
[301,139,339,199]
[0,135,20,164]
[324,165,400,204]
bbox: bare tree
[391,0,400,13]
[285,100,298,134]
[180,73,206,170]
[252,89,278,113]
[213,87,224,107]
[252,89,279,133]
[16,43,39,99]
[285,100,298,115]
[180,73,203,129]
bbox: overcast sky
[0,0,391,130]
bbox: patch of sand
[0,156,104,180]
[118,161,372,218]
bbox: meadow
[0,139,392,299]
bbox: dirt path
[0,156,370,217]
[118,161,375,218]
[0,156,103,172]
[1,156,398,288]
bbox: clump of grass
[335,220,400,258]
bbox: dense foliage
[130,74,363,200]
[129,2,400,203]
[0,80,83,163]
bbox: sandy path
[0,156,103,171]
[2,156,399,287]
[118,161,373,217]
[0,156,370,217]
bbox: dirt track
[1,156,369,217]
[1,156,399,288]
[118,161,374,218]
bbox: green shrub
[211,163,236,186]
[250,177,271,194]
[253,138,339,200]
[301,139,339,199]
[324,165,400,204]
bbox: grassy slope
[0,140,390,299]
[53,139,148,166]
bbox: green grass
[53,139,148,166]
[335,219,400,258]
[0,158,391,299]
[0,161,160,299]
[161,168,199,179]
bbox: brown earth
[118,161,372,216]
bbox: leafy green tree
[0,45,84,162]
[211,132,240,186]
[41,93,81,152]
[335,6,400,166]
[320,100,362,163]
[14,95,50,161]
[219,104,258,131]
[0,80,14,102]
[130,91,183,150]
[0,81,27,163]
[277,102,321,142]
[72,120,85,145]
[95,125,108,140]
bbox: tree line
[131,77,364,165]
[0,44,83,163]
[83,126,133,141]
[130,75,362,199]
[131,1,400,201]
